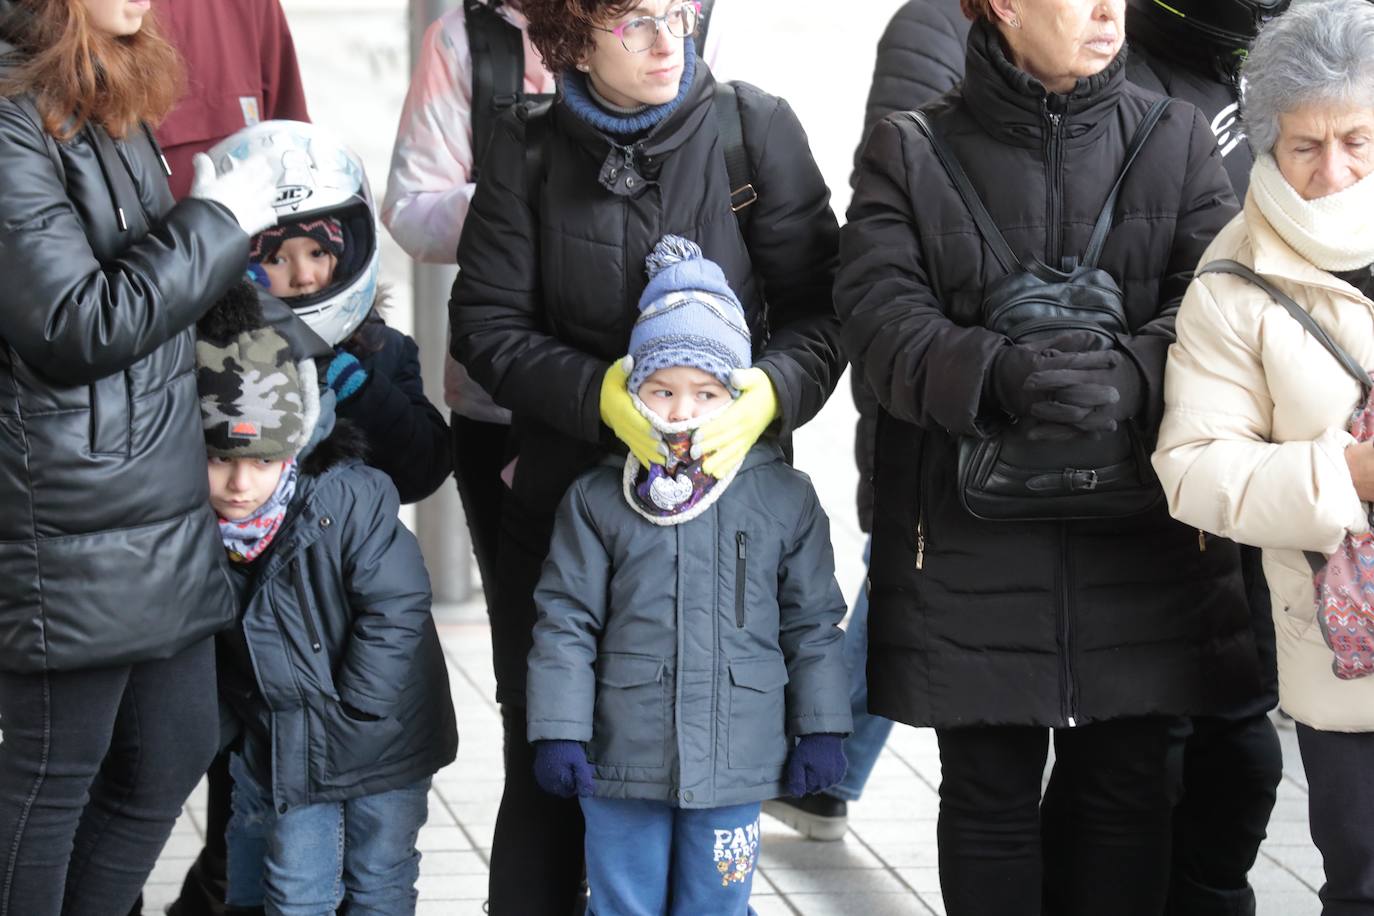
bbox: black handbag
[906,97,1170,521]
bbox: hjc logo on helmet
[274,186,314,211]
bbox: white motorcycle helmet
[206,120,380,346]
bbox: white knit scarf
[1250,153,1374,272]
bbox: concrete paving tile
[1258,890,1320,916]
[749,896,798,916]
[417,824,474,852]
[760,835,882,870]
[865,843,940,869]
[893,867,942,894]
[766,867,908,895]
[780,892,934,915]
[416,872,489,899]
[420,850,489,875]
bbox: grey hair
[1242,0,1374,156]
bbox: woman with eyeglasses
[835,0,1256,914]
[448,0,843,912]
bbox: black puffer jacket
[450,59,843,516]
[0,40,247,672]
[850,0,969,532]
[836,22,1258,728]
[338,312,451,504]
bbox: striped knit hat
[627,236,750,396]
[249,216,345,264]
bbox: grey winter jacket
[0,35,247,672]
[221,416,458,812]
[527,442,851,810]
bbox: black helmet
[1128,0,1290,48]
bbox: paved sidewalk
[143,600,1325,915]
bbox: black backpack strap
[906,110,1020,274]
[1198,259,1373,399]
[1082,97,1171,267]
[466,0,526,182]
[523,100,553,216]
[714,81,756,232]
[697,0,716,52]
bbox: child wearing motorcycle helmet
[219,119,452,505]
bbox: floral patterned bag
[1198,260,1374,679]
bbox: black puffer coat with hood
[836,22,1259,728]
[0,16,248,672]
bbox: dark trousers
[0,637,219,916]
[451,414,508,609]
[485,483,586,914]
[936,717,1178,916]
[1167,712,1282,916]
[162,752,237,916]
[1296,724,1374,915]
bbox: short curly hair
[960,0,995,21]
[522,0,640,74]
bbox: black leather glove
[986,340,1118,420]
[1026,350,1144,440]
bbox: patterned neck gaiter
[218,461,300,564]
[631,431,717,521]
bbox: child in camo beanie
[196,283,321,562]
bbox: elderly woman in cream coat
[1153,1,1374,910]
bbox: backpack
[1198,259,1374,678]
[465,0,555,181]
[907,97,1171,522]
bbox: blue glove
[532,740,594,798]
[783,734,847,797]
[326,350,368,402]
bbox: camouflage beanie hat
[197,325,319,460]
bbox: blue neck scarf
[560,38,697,138]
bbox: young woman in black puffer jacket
[0,0,280,910]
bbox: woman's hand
[1346,441,1374,501]
[189,153,279,236]
[599,356,664,468]
[692,368,779,477]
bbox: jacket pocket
[734,531,748,628]
[727,655,789,769]
[319,699,405,782]
[588,652,668,768]
[89,373,131,455]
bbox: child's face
[259,236,337,299]
[637,366,730,423]
[208,457,287,520]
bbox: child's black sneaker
[762,794,848,841]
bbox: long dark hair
[0,0,183,140]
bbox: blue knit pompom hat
[627,236,751,397]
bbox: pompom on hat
[626,236,751,397]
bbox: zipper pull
[736,531,747,559]
[916,520,926,570]
[1197,529,1207,552]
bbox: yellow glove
[600,356,665,469]
[693,367,779,477]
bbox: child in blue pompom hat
[525,235,852,914]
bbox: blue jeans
[224,752,430,916]
[829,539,894,802]
[580,797,761,916]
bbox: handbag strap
[1197,259,1373,400]
[906,109,1020,274]
[1082,97,1171,267]
[906,96,1171,274]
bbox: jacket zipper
[1198,529,1207,552]
[734,531,748,628]
[1044,104,1065,266]
[915,437,929,570]
[1057,524,1077,726]
[291,562,323,653]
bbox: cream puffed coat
[1153,194,1374,732]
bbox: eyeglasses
[594,1,701,54]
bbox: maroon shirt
[154,0,311,199]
